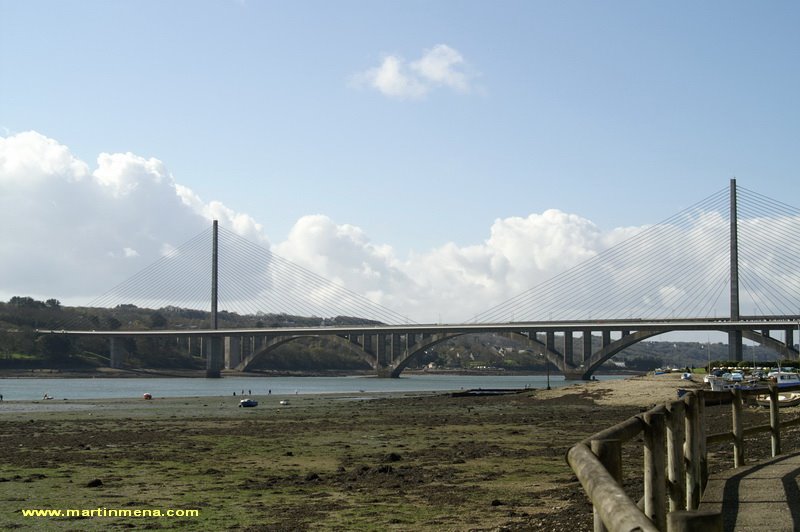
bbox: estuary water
[0,373,624,401]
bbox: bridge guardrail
[566,382,800,532]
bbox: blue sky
[1,0,799,324]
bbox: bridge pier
[728,331,743,361]
[391,334,402,365]
[109,337,123,369]
[564,331,574,366]
[375,366,393,378]
[563,370,589,381]
[225,336,241,369]
[206,336,223,378]
[376,334,386,367]
[546,331,555,354]
[582,330,592,366]
[362,334,372,359]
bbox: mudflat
[0,374,725,531]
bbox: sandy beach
[535,371,705,407]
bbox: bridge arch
[581,330,666,379]
[390,330,572,378]
[741,329,798,360]
[389,332,462,377]
[579,327,799,379]
[494,331,570,371]
[235,334,376,372]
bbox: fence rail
[566,382,800,532]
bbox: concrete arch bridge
[212,318,800,379]
[51,181,800,379]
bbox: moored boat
[756,372,800,407]
[707,376,739,392]
[770,372,800,388]
[756,391,800,408]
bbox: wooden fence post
[643,410,667,531]
[591,439,622,532]
[683,392,701,510]
[567,443,659,532]
[770,384,781,457]
[732,388,744,468]
[697,390,708,491]
[666,400,686,512]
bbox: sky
[1,1,799,325]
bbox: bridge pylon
[728,178,743,361]
[206,220,222,378]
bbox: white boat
[756,391,800,408]
[770,372,800,388]
[756,372,800,407]
[707,376,739,392]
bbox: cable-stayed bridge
[48,180,800,379]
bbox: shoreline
[0,372,698,414]
[0,389,441,414]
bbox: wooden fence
[566,382,800,532]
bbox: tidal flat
[0,375,788,531]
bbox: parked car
[239,399,258,407]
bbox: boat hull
[756,392,800,408]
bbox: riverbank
[0,373,699,531]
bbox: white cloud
[274,214,404,299]
[411,44,471,92]
[394,213,615,321]
[174,185,266,244]
[351,44,476,99]
[355,55,428,99]
[4,130,754,326]
[0,131,269,302]
[0,130,89,185]
[0,129,625,320]
[273,210,642,322]
[93,152,167,197]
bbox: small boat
[756,391,800,408]
[770,372,800,388]
[707,376,739,392]
[756,372,800,407]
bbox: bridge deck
[700,451,800,531]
